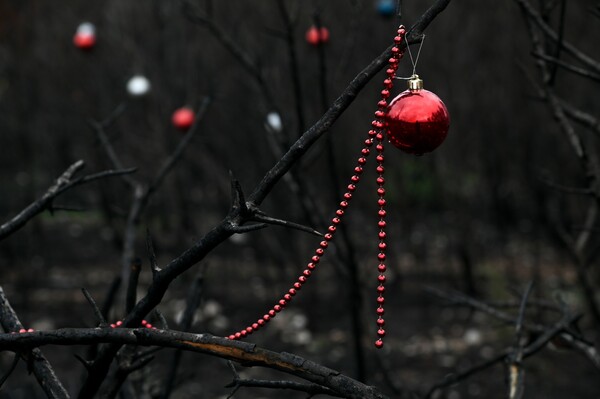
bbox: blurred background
[1,0,599,398]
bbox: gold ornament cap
[408,74,423,91]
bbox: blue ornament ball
[377,0,396,17]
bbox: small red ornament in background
[386,75,450,155]
[172,107,195,132]
[73,33,95,50]
[73,22,96,51]
[305,26,329,46]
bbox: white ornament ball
[266,112,282,132]
[77,22,96,35]
[126,75,151,97]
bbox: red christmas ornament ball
[172,107,195,131]
[385,76,449,155]
[306,26,320,45]
[305,26,329,46]
[73,32,96,50]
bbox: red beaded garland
[226,25,407,349]
[374,96,389,348]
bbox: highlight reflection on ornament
[385,75,449,155]
[73,22,96,51]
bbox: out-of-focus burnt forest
[1,0,600,398]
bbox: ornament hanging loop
[406,34,426,76]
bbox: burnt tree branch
[2,328,389,399]
[0,160,136,241]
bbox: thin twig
[74,354,93,371]
[90,119,138,189]
[275,0,305,134]
[0,160,83,240]
[547,0,566,85]
[537,173,592,195]
[0,162,136,242]
[104,344,154,399]
[591,4,600,19]
[101,276,122,321]
[225,376,342,397]
[99,102,128,130]
[154,310,169,330]
[560,99,600,136]
[126,258,142,314]
[507,281,534,399]
[146,229,160,277]
[533,51,600,83]
[251,213,322,236]
[229,171,249,216]
[60,167,138,194]
[160,269,205,399]
[132,346,163,362]
[81,288,108,326]
[84,275,121,362]
[0,353,20,389]
[544,87,585,158]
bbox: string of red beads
[373,25,405,348]
[227,25,407,345]
[227,149,369,340]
